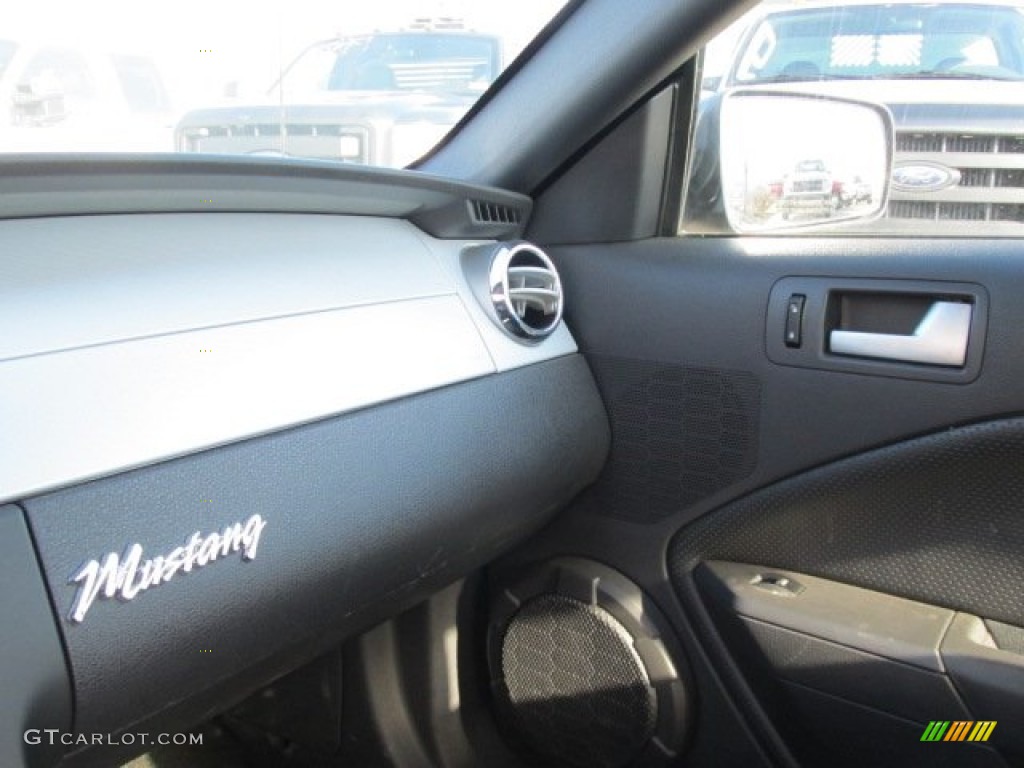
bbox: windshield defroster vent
[470,200,522,226]
[462,242,564,342]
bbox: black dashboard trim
[0,504,72,768]
[22,354,609,750]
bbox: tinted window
[731,4,1024,83]
[281,33,499,94]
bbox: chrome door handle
[829,301,972,366]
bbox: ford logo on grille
[891,163,960,192]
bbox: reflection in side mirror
[719,91,893,233]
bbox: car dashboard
[0,156,609,768]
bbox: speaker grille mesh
[586,355,761,522]
[499,594,656,768]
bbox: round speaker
[488,559,689,768]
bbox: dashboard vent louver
[470,200,522,226]
[461,242,563,343]
[488,243,563,341]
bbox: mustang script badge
[68,514,267,624]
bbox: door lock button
[785,294,806,348]
[753,572,805,595]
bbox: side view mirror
[11,75,68,127]
[717,90,893,234]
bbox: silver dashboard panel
[0,214,449,361]
[0,213,576,503]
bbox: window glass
[275,33,498,99]
[683,1,1024,237]
[2,0,568,164]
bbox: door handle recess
[830,301,972,367]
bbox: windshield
[731,3,1024,83]
[1,1,568,165]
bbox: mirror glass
[719,92,891,233]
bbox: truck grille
[895,133,1024,154]
[888,131,1024,225]
[889,201,1024,223]
[180,124,369,163]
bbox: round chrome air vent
[487,242,563,341]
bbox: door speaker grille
[500,594,656,768]
[489,559,689,768]
[584,355,761,522]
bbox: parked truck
[175,23,501,168]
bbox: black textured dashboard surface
[0,505,72,768]
[23,354,609,737]
[670,418,1024,628]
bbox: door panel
[672,419,1024,628]
[695,562,1010,768]
[552,237,1024,525]
[674,416,1024,765]
[514,235,1024,767]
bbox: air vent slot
[470,199,522,225]
[506,262,559,331]
[492,244,562,340]
[462,242,563,342]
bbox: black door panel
[695,562,1013,768]
[552,237,1024,527]
[505,235,1024,767]
[672,418,1024,628]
